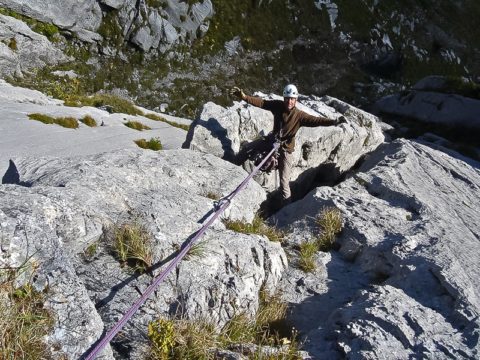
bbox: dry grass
[298,240,317,273]
[203,191,221,200]
[148,290,299,360]
[315,207,343,252]
[144,113,190,131]
[223,215,285,243]
[79,115,97,127]
[111,221,154,273]
[135,138,163,151]
[124,120,151,131]
[28,113,79,129]
[0,268,54,359]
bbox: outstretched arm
[300,111,347,127]
[229,86,276,110]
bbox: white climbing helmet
[283,84,299,98]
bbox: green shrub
[0,266,54,359]
[316,207,343,252]
[298,240,317,273]
[124,120,151,131]
[111,221,154,273]
[223,215,285,242]
[34,22,59,39]
[144,113,190,131]
[79,115,97,127]
[135,138,163,150]
[28,113,79,128]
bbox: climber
[229,84,347,205]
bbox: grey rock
[0,0,103,41]
[100,0,128,10]
[1,149,287,358]
[273,139,480,359]
[373,79,480,130]
[184,94,385,193]
[0,14,70,77]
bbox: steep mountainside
[0,0,478,118]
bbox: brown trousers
[278,149,293,203]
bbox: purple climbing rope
[83,142,280,360]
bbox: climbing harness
[249,133,281,173]
[82,141,280,360]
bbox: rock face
[117,0,213,52]
[0,0,213,51]
[184,94,385,197]
[273,139,480,359]
[0,149,287,359]
[0,0,103,42]
[0,14,70,77]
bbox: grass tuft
[111,221,154,273]
[316,207,343,252]
[223,215,285,243]
[298,240,317,273]
[144,113,190,131]
[135,138,163,151]
[124,120,151,131]
[79,115,97,127]
[55,116,79,129]
[0,267,54,359]
[28,113,78,128]
[183,240,208,261]
[148,290,299,359]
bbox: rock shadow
[2,160,31,187]
[182,117,235,161]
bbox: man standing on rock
[229,84,346,205]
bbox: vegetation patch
[203,191,221,200]
[0,7,59,41]
[8,37,17,51]
[79,115,97,127]
[66,93,143,115]
[28,113,79,129]
[0,265,54,359]
[316,207,343,252]
[144,113,190,131]
[124,120,151,131]
[135,137,163,151]
[110,221,154,273]
[298,240,318,273]
[224,215,285,243]
[148,291,298,359]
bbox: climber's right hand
[229,86,246,100]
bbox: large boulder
[373,76,480,131]
[0,149,287,359]
[273,139,480,358]
[0,14,70,77]
[184,94,385,197]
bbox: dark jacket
[244,95,335,152]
